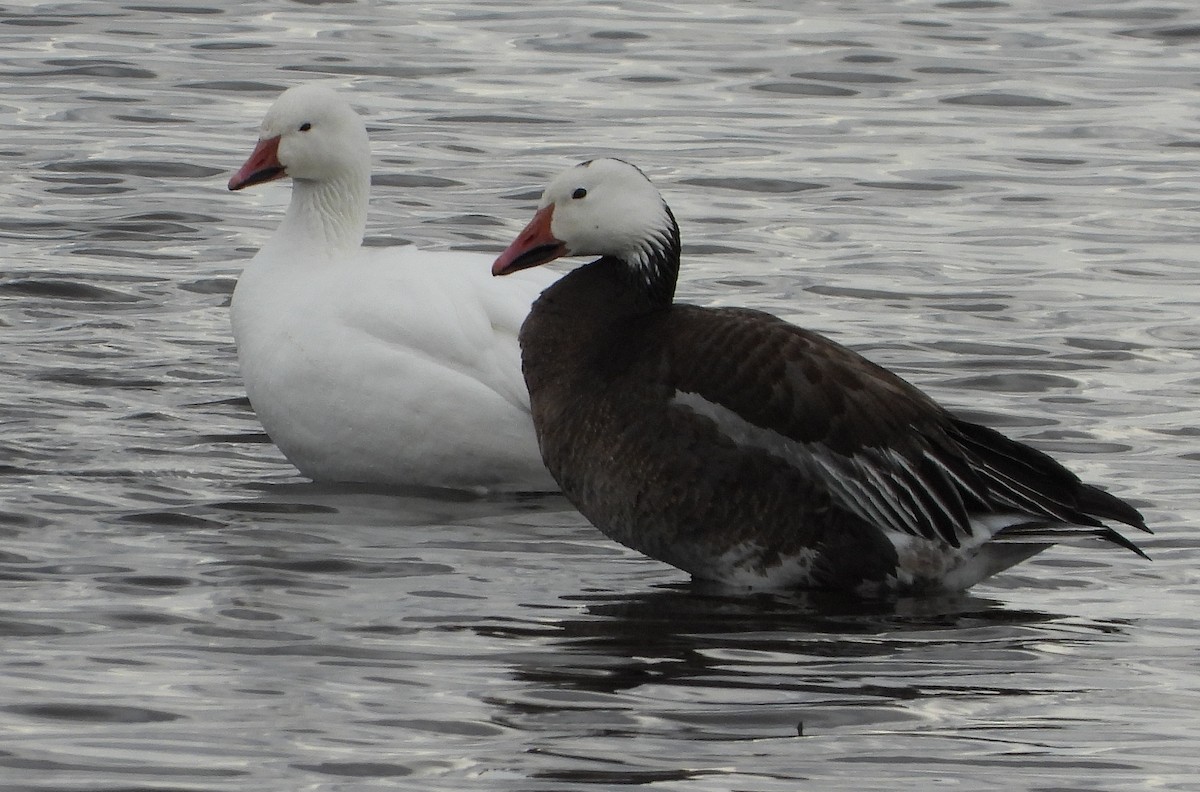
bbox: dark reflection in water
[462,582,1151,787]
[483,585,1062,700]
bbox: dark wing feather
[663,305,988,546]
[948,418,1148,531]
[663,305,1146,550]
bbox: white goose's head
[228,83,369,191]
[492,159,680,300]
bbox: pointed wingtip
[1099,526,1151,560]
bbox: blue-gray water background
[1,1,1198,790]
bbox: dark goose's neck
[520,203,682,383]
[620,202,681,310]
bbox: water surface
[1,1,1198,789]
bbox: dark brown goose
[492,158,1149,596]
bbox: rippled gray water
[2,1,1198,789]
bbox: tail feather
[949,417,1148,532]
[993,521,1150,560]
[1074,483,1150,534]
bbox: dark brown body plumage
[520,256,1147,594]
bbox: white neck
[268,167,369,258]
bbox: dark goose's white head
[492,158,681,304]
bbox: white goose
[493,158,1149,595]
[227,84,556,492]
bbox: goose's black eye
[571,188,587,200]
[299,122,312,132]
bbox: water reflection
[480,585,1069,735]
